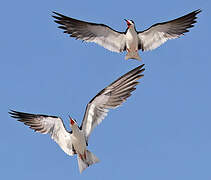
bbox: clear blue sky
[1,0,210,179]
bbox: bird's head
[69,116,77,127]
[124,19,135,28]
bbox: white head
[124,19,135,28]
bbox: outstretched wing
[138,9,201,51]
[80,64,145,140]
[52,12,126,53]
[9,110,74,156]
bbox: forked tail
[77,150,100,173]
[125,51,141,61]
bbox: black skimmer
[52,9,201,61]
[9,64,145,173]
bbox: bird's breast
[71,130,87,154]
[125,29,139,50]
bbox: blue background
[1,0,210,179]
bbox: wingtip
[195,9,202,14]
[8,109,19,119]
[140,63,145,68]
[52,11,68,19]
[8,109,16,115]
[190,9,202,17]
[8,109,13,113]
[52,11,58,18]
[52,11,60,16]
[51,11,64,19]
[137,64,145,71]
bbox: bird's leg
[79,151,87,161]
[79,153,84,161]
[83,151,87,160]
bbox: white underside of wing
[91,36,125,53]
[138,31,179,51]
[9,110,75,157]
[85,103,108,138]
[84,25,126,53]
[83,94,110,138]
[51,130,74,156]
[48,118,74,156]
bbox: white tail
[77,150,100,173]
[125,51,141,61]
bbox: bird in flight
[9,64,145,173]
[52,9,201,61]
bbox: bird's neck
[126,27,137,40]
[128,26,136,32]
[126,26,137,36]
[71,124,80,134]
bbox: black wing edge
[166,9,202,24]
[138,9,202,34]
[9,109,58,120]
[89,64,145,104]
[109,64,145,86]
[158,9,202,29]
[52,11,125,34]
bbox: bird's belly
[71,133,87,154]
[126,36,138,51]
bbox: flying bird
[9,64,145,173]
[52,9,201,61]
